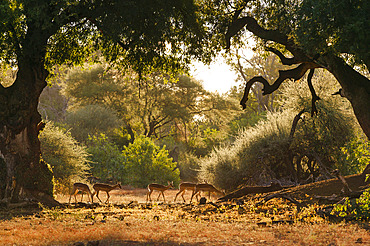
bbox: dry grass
[1,188,369,245]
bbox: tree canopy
[0,0,212,72]
[201,0,370,138]
[0,0,215,205]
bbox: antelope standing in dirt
[174,182,201,203]
[190,183,225,203]
[92,183,122,203]
[146,181,174,203]
[69,182,94,204]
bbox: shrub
[87,134,126,183]
[332,188,370,221]
[199,110,294,191]
[177,152,201,182]
[337,135,370,175]
[122,136,180,187]
[199,72,362,191]
[39,122,90,193]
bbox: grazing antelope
[146,181,174,203]
[69,182,94,204]
[174,182,200,203]
[92,183,122,203]
[190,183,225,203]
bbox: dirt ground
[0,174,369,245]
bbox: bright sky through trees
[191,47,254,94]
[190,60,238,94]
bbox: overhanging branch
[265,47,298,65]
[240,63,320,109]
[307,69,321,116]
[226,15,314,63]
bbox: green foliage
[199,72,363,190]
[63,64,124,107]
[87,134,126,183]
[332,189,370,221]
[337,136,370,175]
[65,104,122,143]
[176,152,201,182]
[122,136,180,188]
[39,122,90,194]
[39,83,68,122]
[0,0,213,70]
[187,124,227,157]
[296,0,369,67]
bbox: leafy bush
[122,136,180,187]
[177,152,201,182]
[39,122,90,193]
[337,135,370,175]
[87,134,126,183]
[199,110,294,191]
[199,72,362,191]
[332,188,370,221]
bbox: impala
[190,183,225,203]
[146,181,174,203]
[174,182,200,202]
[92,183,122,203]
[68,182,93,204]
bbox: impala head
[168,181,174,188]
[116,182,122,189]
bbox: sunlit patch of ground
[1,186,370,245]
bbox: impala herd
[69,181,224,204]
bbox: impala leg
[68,187,76,204]
[105,191,110,203]
[190,190,197,203]
[149,190,153,202]
[162,191,166,203]
[174,190,182,202]
[181,191,186,202]
[74,189,79,204]
[147,190,153,202]
[96,190,103,203]
[156,191,161,201]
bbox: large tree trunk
[0,60,60,207]
[324,55,370,140]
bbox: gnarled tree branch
[226,15,313,63]
[265,47,298,65]
[240,62,320,109]
[307,69,321,116]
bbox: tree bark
[322,55,370,140]
[0,60,60,207]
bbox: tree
[0,0,210,205]
[63,63,230,142]
[122,136,180,188]
[200,75,361,190]
[86,134,126,183]
[39,122,90,194]
[205,0,370,139]
[65,104,122,143]
[229,52,286,113]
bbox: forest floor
[0,174,369,245]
